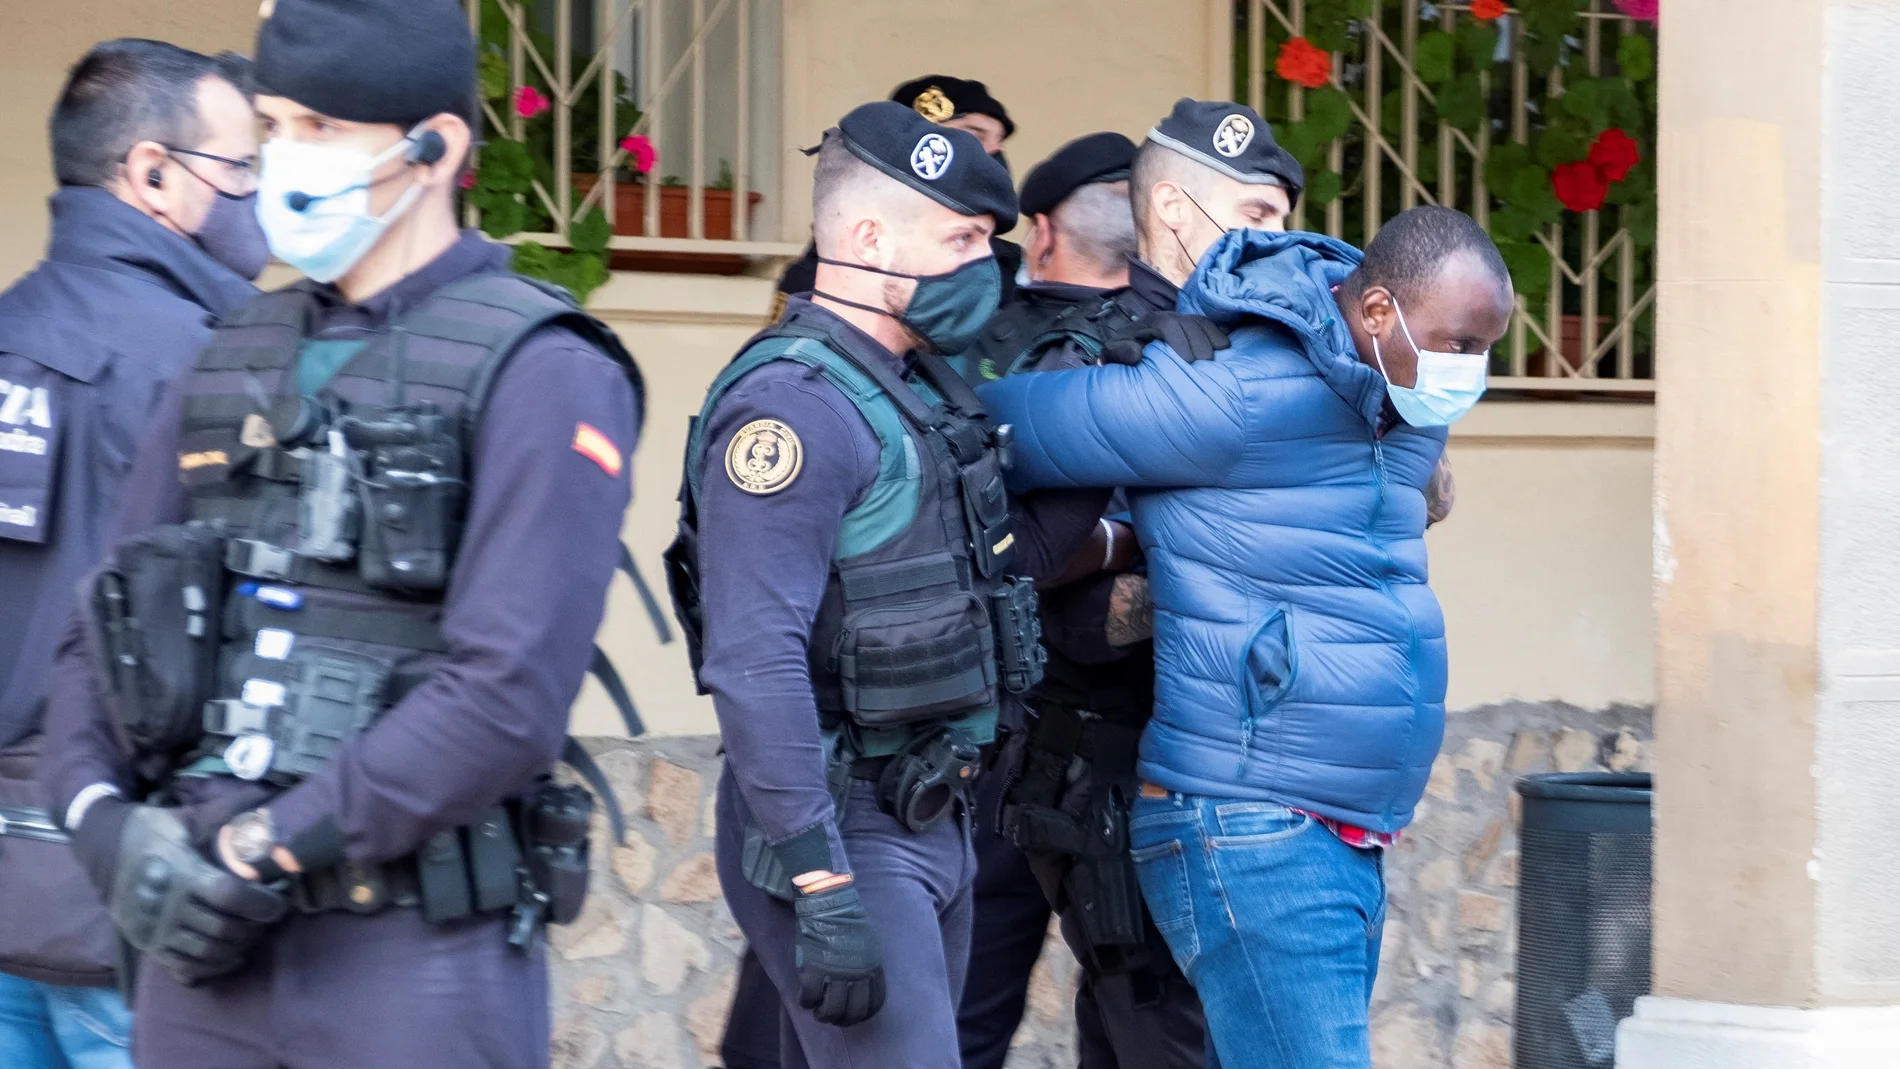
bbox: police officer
[0,39,262,1067]
[671,101,1107,1068]
[38,3,642,1067]
[772,76,1023,320]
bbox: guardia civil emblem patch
[725,419,803,495]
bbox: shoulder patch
[724,418,803,495]
[573,422,624,477]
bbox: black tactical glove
[1099,311,1231,366]
[794,882,886,1027]
[73,802,288,985]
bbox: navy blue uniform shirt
[696,298,1106,862]
[40,231,640,868]
[0,188,257,749]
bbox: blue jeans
[0,971,135,1069]
[1130,790,1387,1069]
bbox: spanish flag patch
[572,422,623,477]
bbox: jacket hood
[1178,228,1388,425]
[44,186,257,318]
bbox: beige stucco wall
[0,0,263,283]
[776,0,1234,240]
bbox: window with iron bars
[1234,0,1658,395]
[464,0,797,298]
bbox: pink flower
[514,85,550,119]
[1611,0,1657,21]
[619,134,657,174]
[459,169,478,190]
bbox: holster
[82,523,228,785]
[990,577,1046,696]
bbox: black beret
[1018,132,1137,218]
[890,75,1016,139]
[1147,98,1304,206]
[256,0,476,125]
[835,101,1018,232]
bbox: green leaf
[1557,78,1609,131]
[1307,171,1343,207]
[1305,4,1353,52]
[1485,141,1530,192]
[1304,88,1354,144]
[1276,121,1324,170]
[1415,31,1456,85]
[1524,31,1564,79]
[1347,0,1378,16]
[476,196,527,240]
[1437,74,1486,135]
[1489,205,1541,243]
[1603,79,1644,132]
[476,138,535,194]
[1626,199,1657,249]
[1617,34,1655,82]
[1457,20,1500,68]
[1497,238,1552,297]
[479,51,511,103]
[570,205,612,255]
[1533,125,1588,168]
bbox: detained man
[978,203,1514,1068]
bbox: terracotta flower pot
[571,175,764,274]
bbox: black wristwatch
[226,809,288,884]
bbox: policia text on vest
[78,272,642,963]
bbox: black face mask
[192,190,270,281]
[814,255,1003,353]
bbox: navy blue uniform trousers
[716,770,975,1069]
[131,910,546,1069]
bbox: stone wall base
[1617,996,1900,1069]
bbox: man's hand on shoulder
[1100,311,1230,366]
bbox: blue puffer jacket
[977,230,1448,833]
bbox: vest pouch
[205,644,392,785]
[84,524,228,776]
[524,782,595,926]
[296,443,360,562]
[356,465,465,594]
[989,577,1046,695]
[958,451,1016,579]
[835,592,998,726]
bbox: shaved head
[812,134,938,258]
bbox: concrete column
[1620,1,1900,1063]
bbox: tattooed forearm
[1425,454,1456,527]
[1106,573,1155,648]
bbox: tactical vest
[169,272,644,785]
[666,317,1042,755]
[958,288,1144,384]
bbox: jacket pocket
[1237,607,1298,776]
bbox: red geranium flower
[1471,0,1509,20]
[1276,37,1333,90]
[1612,0,1657,22]
[514,85,550,120]
[459,169,477,190]
[1588,128,1641,182]
[619,134,657,175]
[1552,161,1609,212]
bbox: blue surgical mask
[255,133,424,284]
[1373,298,1488,427]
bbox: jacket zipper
[1367,432,1423,824]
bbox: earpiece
[407,130,447,167]
[147,169,164,189]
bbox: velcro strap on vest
[842,633,994,713]
[232,596,447,653]
[839,556,959,600]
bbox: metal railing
[467,0,799,259]
[1239,0,1657,394]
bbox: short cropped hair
[1049,181,1136,275]
[1128,138,1216,224]
[1348,205,1510,306]
[51,39,229,187]
[811,131,931,256]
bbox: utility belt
[275,777,595,949]
[1000,701,1151,972]
[739,724,982,901]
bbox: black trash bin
[1513,772,1652,1069]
